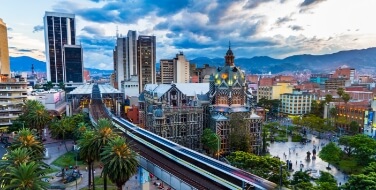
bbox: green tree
[291,171,310,185]
[316,171,338,189]
[3,161,50,190]
[58,82,65,91]
[310,100,325,117]
[43,81,54,91]
[21,100,51,138]
[101,136,138,190]
[325,94,333,103]
[294,182,314,190]
[363,162,376,175]
[78,130,96,188]
[0,148,46,186]
[317,171,337,184]
[261,127,269,155]
[226,151,290,186]
[342,93,351,104]
[201,128,220,157]
[229,114,252,153]
[8,128,45,160]
[349,121,359,135]
[343,172,376,190]
[90,118,118,190]
[74,122,90,140]
[337,87,345,102]
[49,116,75,151]
[319,142,341,168]
[339,135,376,165]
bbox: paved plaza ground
[269,132,348,185]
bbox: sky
[1,0,375,70]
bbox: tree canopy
[229,114,252,153]
[201,128,220,156]
[319,142,341,167]
[226,151,289,186]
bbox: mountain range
[9,47,376,75]
[190,47,376,74]
[9,56,113,75]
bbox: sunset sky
[1,0,375,70]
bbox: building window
[217,96,227,105]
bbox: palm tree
[3,161,50,190]
[43,81,54,91]
[101,136,138,190]
[90,118,118,190]
[78,130,95,189]
[336,87,345,105]
[21,100,51,138]
[9,128,45,160]
[342,93,351,104]
[74,122,89,141]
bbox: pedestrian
[296,152,298,156]
[296,160,297,165]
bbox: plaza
[269,132,348,185]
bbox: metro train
[104,108,278,190]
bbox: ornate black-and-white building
[208,46,262,155]
[138,46,262,155]
[139,83,209,151]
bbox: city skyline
[1,0,376,70]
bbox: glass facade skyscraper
[64,45,83,83]
[44,12,76,83]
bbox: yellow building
[0,18,10,77]
[257,82,294,102]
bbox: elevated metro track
[88,84,278,190]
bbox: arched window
[217,96,228,105]
[232,95,242,105]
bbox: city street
[269,133,348,185]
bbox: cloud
[81,26,105,36]
[243,0,273,9]
[75,0,189,24]
[300,0,327,12]
[33,25,44,33]
[275,13,295,26]
[289,25,304,31]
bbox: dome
[154,108,164,117]
[147,105,154,113]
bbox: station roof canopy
[99,84,122,94]
[68,84,94,95]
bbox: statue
[306,151,311,161]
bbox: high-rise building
[44,12,76,83]
[0,18,10,77]
[160,52,190,84]
[63,45,83,83]
[113,31,156,94]
[137,35,156,93]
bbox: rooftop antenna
[116,25,119,38]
